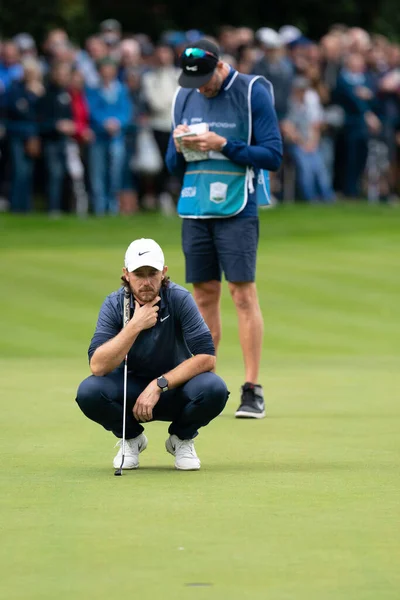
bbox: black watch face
[158,377,168,388]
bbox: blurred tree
[0,0,91,45]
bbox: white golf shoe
[113,433,148,469]
[165,434,201,470]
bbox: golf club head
[114,468,123,476]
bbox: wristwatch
[156,375,169,392]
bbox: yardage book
[176,122,209,162]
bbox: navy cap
[178,39,220,88]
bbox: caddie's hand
[133,380,161,422]
[173,124,190,152]
[182,131,227,152]
[131,297,160,331]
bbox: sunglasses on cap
[183,47,217,59]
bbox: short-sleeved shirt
[88,282,215,379]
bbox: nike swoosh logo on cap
[138,251,150,256]
[186,65,198,71]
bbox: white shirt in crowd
[141,66,180,132]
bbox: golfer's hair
[120,274,170,287]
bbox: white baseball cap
[278,25,302,45]
[256,28,283,49]
[124,238,165,272]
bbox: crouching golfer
[76,238,229,471]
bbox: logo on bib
[210,182,228,204]
[181,186,197,198]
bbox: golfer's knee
[76,375,106,416]
[203,375,229,413]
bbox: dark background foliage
[1,0,400,44]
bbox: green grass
[0,205,399,599]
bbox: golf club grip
[123,286,131,329]
[116,286,131,476]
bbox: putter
[114,286,131,476]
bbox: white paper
[177,122,209,162]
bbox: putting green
[0,205,399,599]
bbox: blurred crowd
[1,20,400,215]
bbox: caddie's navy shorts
[182,216,259,283]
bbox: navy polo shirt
[88,282,215,379]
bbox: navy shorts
[182,217,259,283]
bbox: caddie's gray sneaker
[113,433,148,469]
[165,434,201,470]
[235,383,266,419]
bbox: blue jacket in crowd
[0,63,23,92]
[86,81,132,140]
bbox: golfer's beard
[135,286,160,304]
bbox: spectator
[40,29,70,73]
[48,41,77,69]
[217,25,239,56]
[0,40,8,208]
[134,34,155,70]
[13,33,37,61]
[236,44,257,74]
[253,28,293,121]
[124,66,147,117]
[0,41,23,91]
[100,19,122,45]
[376,44,400,199]
[67,68,92,214]
[76,36,108,89]
[5,59,43,212]
[124,65,153,211]
[303,61,341,187]
[119,38,142,83]
[87,57,133,215]
[1,22,400,213]
[69,69,91,144]
[37,61,75,215]
[281,76,335,202]
[236,27,255,48]
[347,27,371,54]
[119,64,142,215]
[141,43,179,214]
[334,53,381,197]
[43,29,69,51]
[289,36,315,75]
[278,25,303,47]
[99,19,122,60]
[320,33,343,92]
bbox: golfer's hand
[182,131,226,152]
[173,124,190,152]
[131,297,160,331]
[133,381,161,422]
